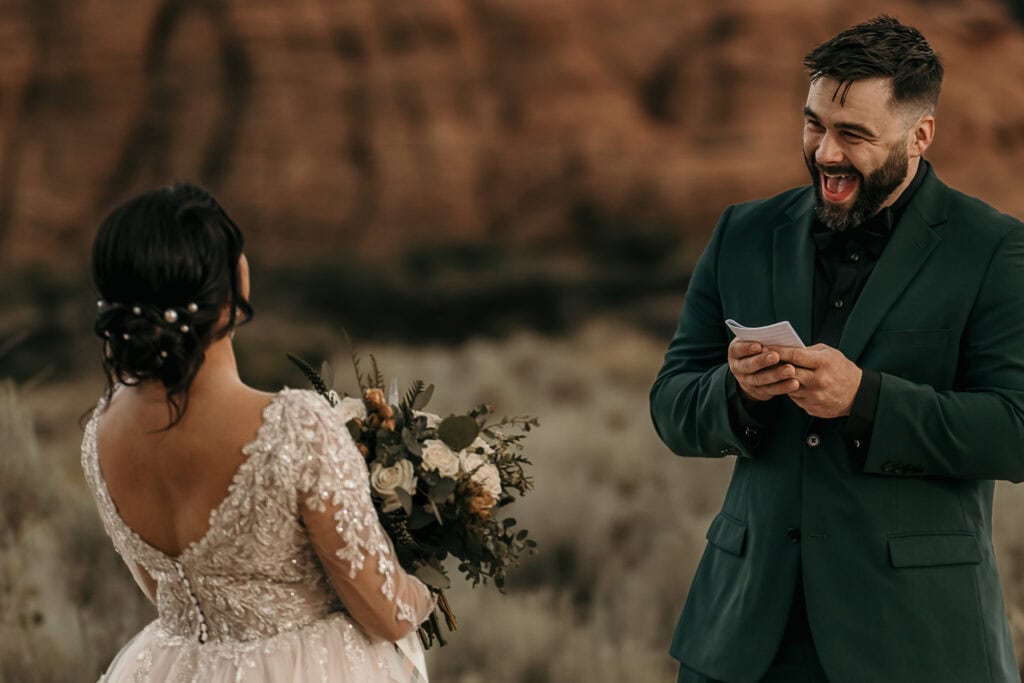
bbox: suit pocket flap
[706,512,747,556]
[888,532,981,568]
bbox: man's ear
[908,114,935,159]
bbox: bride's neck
[189,335,245,394]
[129,335,245,402]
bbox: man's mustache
[814,163,861,177]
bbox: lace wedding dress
[81,388,434,682]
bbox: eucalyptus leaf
[412,383,435,410]
[402,428,423,456]
[430,477,457,503]
[408,506,436,530]
[320,361,335,390]
[388,377,400,406]
[415,564,451,590]
[396,487,413,516]
[437,415,480,451]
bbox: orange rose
[363,388,395,419]
[465,482,496,519]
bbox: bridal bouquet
[288,353,538,648]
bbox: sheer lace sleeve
[287,391,435,642]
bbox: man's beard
[805,144,909,231]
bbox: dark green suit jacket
[651,168,1024,683]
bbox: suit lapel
[773,193,816,345]
[837,173,946,362]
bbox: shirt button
[833,299,845,309]
[806,433,821,448]
[787,528,801,543]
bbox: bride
[81,182,434,681]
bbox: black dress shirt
[727,160,929,453]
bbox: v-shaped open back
[90,391,281,562]
[81,387,434,682]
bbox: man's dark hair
[804,15,943,114]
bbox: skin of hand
[728,339,801,402]
[771,344,863,418]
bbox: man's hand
[728,338,800,402]
[773,344,863,418]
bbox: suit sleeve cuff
[725,373,777,450]
[843,369,880,455]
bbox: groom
[650,16,1024,683]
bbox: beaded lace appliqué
[81,388,427,682]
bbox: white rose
[469,437,493,455]
[421,439,460,477]
[459,449,486,475]
[336,395,367,423]
[370,460,416,512]
[414,410,442,428]
[471,463,503,500]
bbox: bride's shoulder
[271,387,337,419]
[260,388,355,443]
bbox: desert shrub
[0,381,152,682]
[8,320,1024,681]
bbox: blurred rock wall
[2,0,1023,267]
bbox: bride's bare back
[96,378,273,558]
[84,182,433,681]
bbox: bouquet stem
[437,591,457,631]
[417,590,458,648]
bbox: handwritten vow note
[725,319,806,348]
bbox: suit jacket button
[805,433,821,448]
[720,445,739,456]
[787,528,801,543]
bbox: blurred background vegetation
[3,0,1024,681]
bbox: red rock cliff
[1,0,1023,267]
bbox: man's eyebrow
[802,106,877,138]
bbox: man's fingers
[734,350,780,376]
[774,346,816,368]
[753,378,800,397]
[791,366,816,386]
[749,363,796,387]
[729,339,763,359]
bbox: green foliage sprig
[288,352,538,648]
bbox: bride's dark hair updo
[92,182,253,425]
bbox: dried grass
[4,320,1024,681]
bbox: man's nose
[815,132,844,166]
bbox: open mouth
[820,170,859,204]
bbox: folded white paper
[725,319,805,348]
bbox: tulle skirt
[98,614,427,683]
